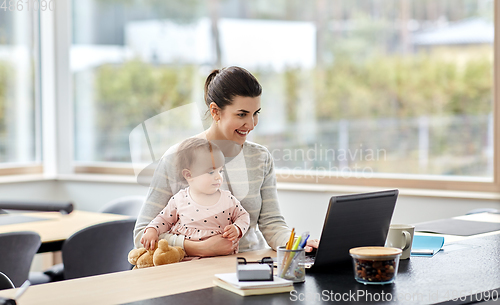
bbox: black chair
[99,196,144,217]
[0,201,74,286]
[0,272,15,291]
[0,232,41,287]
[62,219,136,280]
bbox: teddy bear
[128,239,185,269]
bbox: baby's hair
[176,138,222,182]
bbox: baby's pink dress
[146,188,250,242]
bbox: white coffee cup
[385,224,415,259]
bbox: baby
[141,138,250,253]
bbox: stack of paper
[213,273,294,296]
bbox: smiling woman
[132,66,310,257]
[204,67,262,146]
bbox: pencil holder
[277,246,305,283]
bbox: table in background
[0,211,130,253]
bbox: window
[71,0,499,192]
[0,9,40,173]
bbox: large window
[0,9,40,171]
[71,0,497,191]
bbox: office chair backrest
[62,219,136,280]
[99,196,144,217]
[0,231,41,287]
[0,272,15,291]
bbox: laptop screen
[313,189,399,267]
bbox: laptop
[305,189,399,270]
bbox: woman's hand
[184,234,236,257]
[141,228,159,250]
[304,239,319,253]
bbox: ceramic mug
[385,224,415,259]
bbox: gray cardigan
[133,140,291,252]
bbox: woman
[134,66,316,256]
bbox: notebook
[410,235,444,257]
[306,189,399,270]
[213,273,293,296]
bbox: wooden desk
[0,249,275,305]
[1,234,500,305]
[1,213,499,305]
[0,211,130,252]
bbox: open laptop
[306,189,399,270]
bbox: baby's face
[189,166,224,195]
[186,149,225,195]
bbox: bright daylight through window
[0,0,493,187]
[0,8,39,170]
[71,0,495,185]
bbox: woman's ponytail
[204,69,220,106]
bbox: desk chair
[0,232,41,287]
[0,272,14,291]
[62,219,136,280]
[99,196,144,217]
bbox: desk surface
[134,234,500,305]
[0,211,129,245]
[0,249,275,305]
[416,212,500,245]
[2,235,500,305]
[1,213,499,305]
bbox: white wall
[0,180,62,202]
[1,179,499,241]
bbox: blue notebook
[411,235,444,257]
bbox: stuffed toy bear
[128,239,185,269]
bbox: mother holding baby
[134,66,317,256]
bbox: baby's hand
[222,224,239,241]
[140,228,159,250]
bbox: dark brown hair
[204,66,262,111]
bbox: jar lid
[349,246,402,257]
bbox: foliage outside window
[73,0,495,184]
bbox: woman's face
[216,96,261,145]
